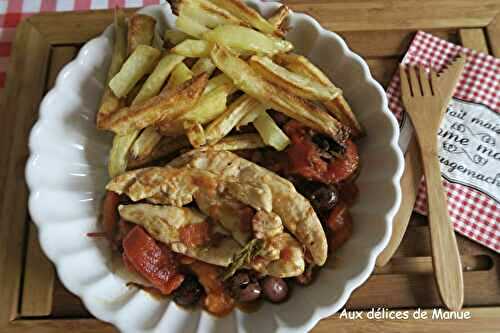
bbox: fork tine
[399,65,412,97]
[419,66,432,96]
[430,69,438,95]
[409,66,421,96]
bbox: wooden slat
[338,29,459,57]
[284,0,500,32]
[486,14,500,56]
[0,20,51,326]
[10,319,117,333]
[20,46,78,317]
[459,29,489,53]
[313,307,500,333]
[52,280,91,318]
[366,58,399,88]
[26,0,500,44]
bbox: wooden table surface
[0,1,499,332]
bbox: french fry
[237,106,264,128]
[127,14,156,55]
[165,62,193,91]
[274,53,364,137]
[205,133,265,150]
[253,111,290,151]
[249,55,341,101]
[133,53,185,104]
[273,53,333,87]
[109,45,161,98]
[130,127,163,160]
[157,83,232,135]
[191,57,217,76]
[176,15,210,38]
[184,120,207,147]
[108,132,140,177]
[211,45,349,144]
[208,0,275,34]
[128,135,191,168]
[205,94,263,144]
[164,29,189,45]
[172,39,213,58]
[129,133,265,168]
[204,73,233,94]
[105,73,209,134]
[203,25,293,56]
[97,9,127,129]
[268,5,290,34]
[177,0,245,28]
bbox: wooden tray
[1,2,499,332]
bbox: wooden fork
[400,65,464,311]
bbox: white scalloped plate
[26,2,404,332]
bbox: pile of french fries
[97,1,363,178]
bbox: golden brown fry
[165,62,193,91]
[274,53,333,87]
[175,15,210,38]
[204,133,265,150]
[130,127,163,160]
[274,53,363,136]
[105,73,209,134]
[171,39,213,58]
[164,29,189,45]
[97,9,127,129]
[109,131,140,177]
[253,111,290,151]
[178,0,245,28]
[127,135,191,168]
[128,14,156,55]
[268,5,290,35]
[236,105,263,128]
[208,0,275,34]
[205,94,263,144]
[109,45,161,98]
[203,25,292,56]
[157,83,233,135]
[133,53,185,104]
[204,73,233,94]
[191,57,216,76]
[210,45,350,144]
[249,55,341,101]
[184,120,207,148]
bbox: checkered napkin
[386,31,500,252]
[0,0,164,97]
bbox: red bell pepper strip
[122,226,184,295]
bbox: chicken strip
[169,149,328,266]
[119,203,240,267]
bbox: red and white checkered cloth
[0,0,164,97]
[387,31,500,252]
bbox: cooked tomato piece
[102,191,120,244]
[284,121,359,184]
[338,182,359,206]
[324,140,359,184]
[326,202,353,251]
[179,221,212,248]
[188,260,235,316]
[123,226,184,295]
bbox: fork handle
[420,141,464,311]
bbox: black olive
[173,275,203,307]
[312,134,345,155]
[261,277,288,303]
[229,272,261,302]
[305,185,338,211]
